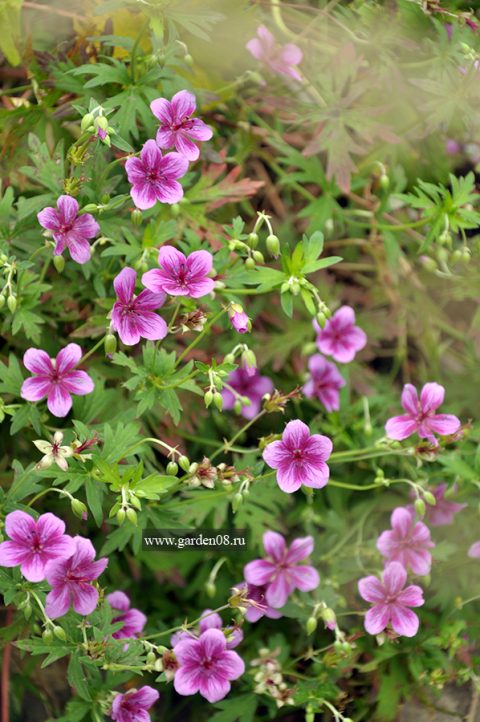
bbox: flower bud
[131,209,142,226]
[204,390,213,407]
[290,280,300,295]
[306,616,317,635]
[71,499,88,519]
[95,115,109,131]
[245,257,255,270]
[146,651,156,666]
[305,707,315,722]
[414,498,426,517]
[116,508,126,525]
[232,492,243,512]
[0,294,5,310]
[130,495,142,510]
[438,231,452,246]
[82,203,98,213]
[166,461,178,476]
[224,353,235,365]
[188,462,199,474]
[214,392,223,411]
[7,295,16,313]
[23,602,32,620]
[42,628,53,642]
[178,455,190,471]
[316,311,326,328]
[266,234,280,257]
[184,53,194,66]
[171,203,180,217]
[126,508,137,525]
[423,491,436,506]
[81,113,95,131]
[53,625,66,641]
[233,400,242,414]
[252,250,264,264]
[52,254,65,273]
[379,174,389,190]
[247,232,259,248]
[105,334,117,355]
[205,580,216,598]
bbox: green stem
[78,335,106,366]
[27,487,72,507]
[144,604,231,640]
[175,309,226,366]
[210,410,266,462]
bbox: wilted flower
[107,591,147,640]
[303,354,346,412]
[385,382,461,446]
[358,561,424,637]
[188,458,218,489]
[37,195,99,265]
[376,507,435,576]
[45,536,108,619]
[142,245,214,299]
[33,431,73,471]
[314,306,367,363]
[176,309,207,333]
[125,139,189,210]
[222,366,274,419]
[151,90,213,161]
[244,531,319,608]
[173,628,245,703]
[0,511,75,582]
[21,344,94,418]
[111,267,168,346]
[246,25,303,82]
[110,686,159,722]
[262,419,332,493]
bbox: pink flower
[150,90,213,162]
[377,507,435,576]
[171,609,243,649]
[468,542,480,558]
[262,419,332,493]
[358,561,424,637]
[21,344,94,418]
[408,484,466,526]
[244,531,320,608]
[0,511,75,582]
[229,307,250,334]
[111,686,159,722]
[246,25,303,82]
[107,591,147,640]
[222,366,274,419]
[303,354,346,412]
[111,267,168,346]
[142,245,214,299]
[314,306,367,363]
[385,383,461,446]
[37,195,99,265]
[237,581,282,623]
[125,139,189,210]
[44,536,108,619]
[173,628,245,703]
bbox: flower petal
[427,413,461,436]
[21,376,52,402]
[113,267,136,304]
[288,564,320,592]
[364,604,390,635]
[385,414,417,440]
[401,384,419,415]
[56,343,82,373]
[171,90,196,119]
[23,348,53,375]
[72,583,99,615]
[358,575,385,603]
[390,605,420,637]
[243,559,276,585]
[45,585,72,619]
[382,561,407,596]
[286,536,314,563]
[57,195,79,224]
[420,382,445,413]
[62,370,94,396]
[265,572,291,608]
[263,531,286,562]
[396,584,424,608]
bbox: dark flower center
[292,449,304,461]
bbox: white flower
[33,432,74,471]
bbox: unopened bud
[23,602,32,620]
[184,53,194,66]
[166,461,178,476]
[105,334,117,355]
[213,392,223,411]
[232,492,243,512]
[247,232,259,247]
[243,349,256,369]
[379,174,389,190]
[81,113,95,131]
[96,115,109,131]
[0,295,5,310]
[306,616,317,634]
[204,390,213,407]
[224,353,235,365]
[42,629,53,642]
[414,498,426,517]
[438,231,452,246]
[131,209,142,226]
[71,499,87,519]
[252,250,264,264]
[316,311,327,328]
[245,257,255,269]
[126,508,137,525]
[205,581,216,598]
[146,651,156,666]
[116,508,126,525]
[53,625,66,641]
[178,455,190,472]
[53,255,65,273]
[423,491,436,506]
[171,203,180,217]
[188,462,199,474]
[7,295,16,313]
[233,400,242,414]
[266,234,280,257]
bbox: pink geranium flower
[246,25,303,82]
[262,419,332,493]
[44,536,108,619]
[358,561,424,637]
[408,484,466,526]
[244,531,320,608]
[125,139,189,210]
[171,609,243,649]
[377,507,435,576]
[37,195,99,265]
[237,581,282,623]
[0,511,75,582]
[468,542,480,558]
[107,591,147,640]
[303,354,346,412]
[385,382,461,446]
[150,90,213,162]
[314,306,367,363]
[111,686,159,722]
[222,366,274,419]
[142,245,214,299]
[111,267,168,346]
[21,344,94,418]
[173,628,244,703]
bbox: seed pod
[247,232,259,248]
[53,626,66,641]
[245,257,255,270]
[224,353,235,365]
[166,461,178,476]
[131,209,142,226]
[306,616,317,634]
[204,390,213,407]
[414,498,426,517]
[233,400,242,414]
[178,455,190,472]
[126,508,137,525]
[315,311,326,328]
[42,628,53,642]
[214,392,223,411]
[53,255,65,273]
[146,651,156,666]
[423,491,436,506]
[266,234,280,257]
[116,508,126,525]
[7,295,16,313]
[81,113,95,131]
[252,250,264,264]
[104,334,117,355]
